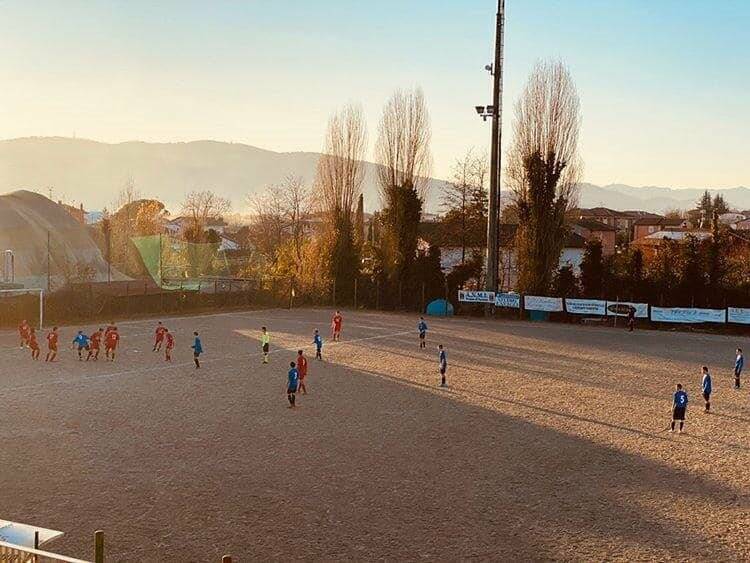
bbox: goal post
[0,288,45,329]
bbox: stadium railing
[0,541,91,563]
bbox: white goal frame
[0,288,45,329]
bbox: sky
[0,0,748,188]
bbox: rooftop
[573,219,617,232]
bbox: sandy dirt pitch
[1,308,748,562]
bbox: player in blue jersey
[438,344,447,387]
[313,329,323,360]
[670,383,688,433]
[418,317,428,349]
[286,361,299,408]
[191,332,203,369]
[72,330,90,361]
[701,366,712,413]
[734,348,743,389]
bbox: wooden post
[421,281,425,313]
[354,278,358,309]
[222,556,232,563]
[375,279,380,310]
[94,530,104,563]
[332,278,336,307]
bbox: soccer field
[1,308,749,561]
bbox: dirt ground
[0,308,748,562]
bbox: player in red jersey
[45,327,59,362]
[331,310,343,342]
[28,327,40,360]
[296,349,308,394]
[18,320,30,348]
[164,328,175,362]
[87,328,103,361]
[105,326,120,361]
[153,321,167,352]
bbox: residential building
[571,219,617,256]
[497,224,589,291]
[165,216,228,237]
[630,229,712,259]
[632,216,686,240]
[58,201,86,224]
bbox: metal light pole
[484,0,505,303]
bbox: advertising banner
[524,295,564,312]
[458,290,495,304]
[495,292,521,308]
[605,301,649,318]
[727,307,750,325]
[565,299,607,315]
[650,307,726,324]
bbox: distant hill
[0,137,447,214]
[578,183,750,214]
[0,137,747,216]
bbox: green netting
[132,235,230,289]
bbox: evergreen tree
[712,193,730,215]
[580,239,604,297]
[552,265,579,297]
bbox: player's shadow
[453,316,744,367]
[312,364,745,560]
[364,339,668,401]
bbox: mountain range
[0,137,747,215]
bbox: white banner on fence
[727,307,750,324]
[495,292,520,308]
[458,290,495,304]
[524,295,564,312]
[650,307,726,324]
[565,298,607,315]
[605,301,649,318]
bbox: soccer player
[164,329,175,362]
[438,344,447,387]
[191,331,202,368]
[734,348,743,390]
[670,383,688,433]
[28,327,40,360]
[104,326,120,361]
[18,320,30,348]
[45,326,59,362]
[331,311,343,342]
[153,321,167,352]
[701,366,712,413]
[627,307,636,332]
[286,361,299,408]
[87,328,103,361]
[418,317,428,349]
[296,349,308,394]
[72,330,90,361]
[313,329,323,360]
[261,326,270,364]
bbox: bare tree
[181,190,231,243]
[247,187,288,264]
[440,148,488,264]
[375,87,432,199]
[506,60,582,294]
[316,104,367,218]
[247,176,311,268]
[315,103,368,300]
[375,88,433,295]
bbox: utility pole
[47,230,51,291]
[485,0,505,305]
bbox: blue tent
[426,299,454,316]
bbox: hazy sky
[0,0,748,187]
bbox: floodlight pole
[485,0,505,312]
